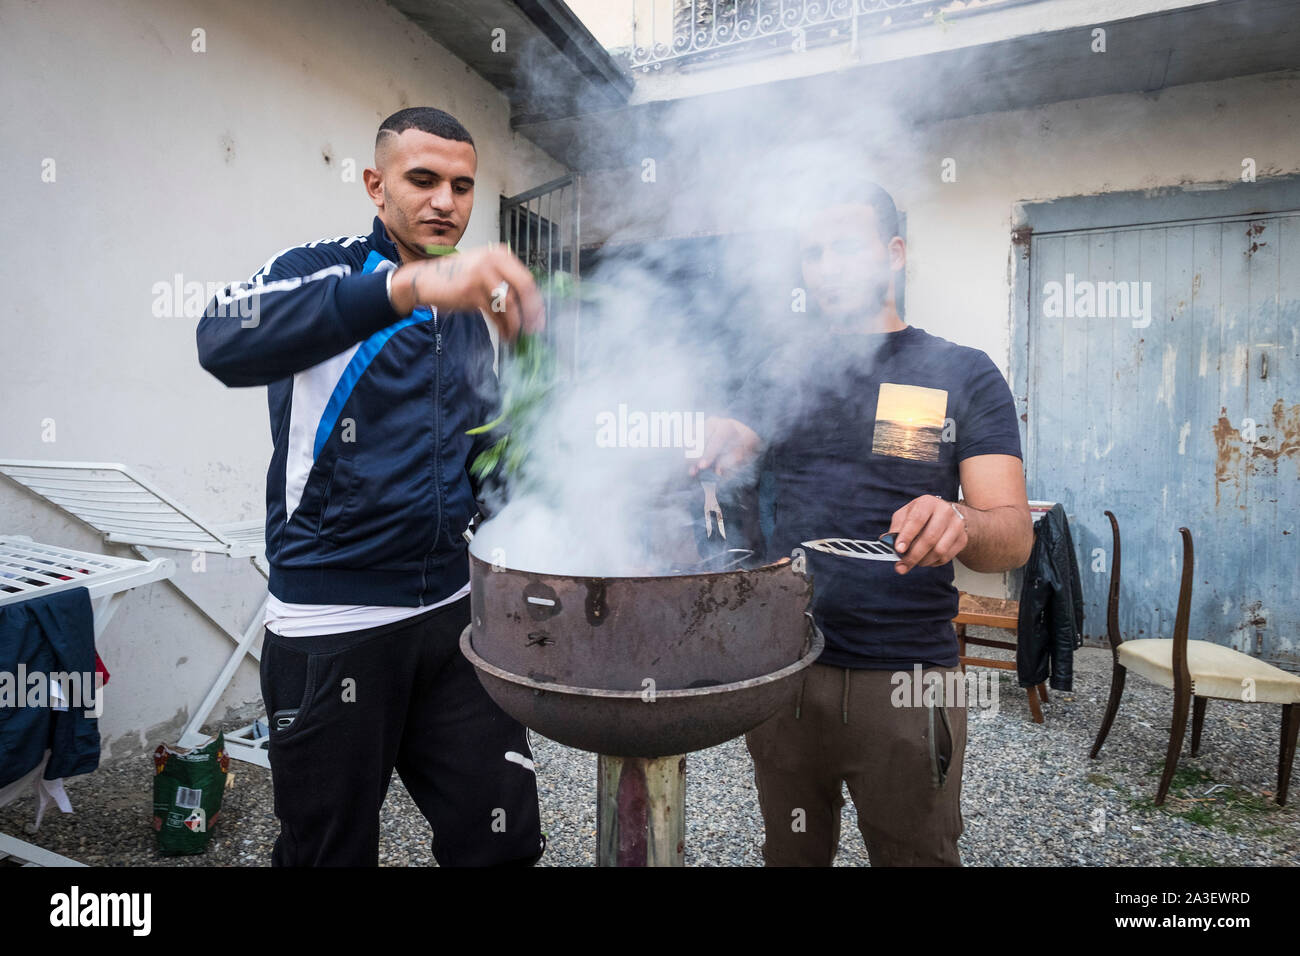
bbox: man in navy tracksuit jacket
[197,107,545,866]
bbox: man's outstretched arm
[953,453,1033,572]
[196,245,399,388]
[197,243,543,388]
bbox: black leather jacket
[1016,504,1084,690]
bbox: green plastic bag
[151,732,229,855]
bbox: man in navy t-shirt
[698,182,1033,866]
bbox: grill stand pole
[596,754,686,866]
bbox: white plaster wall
[0,0,567,755]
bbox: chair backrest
[1103,512,1195,690]
[1103,510,1123,655]
[1172,526,1194,694]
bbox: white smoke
[472,38,908,575]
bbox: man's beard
[395,218,427,257]
[382,189,436,258]
[819,275,890,328]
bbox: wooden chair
[1090,511,1300,805]
[955,592,1051,723]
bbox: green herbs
[465,264,596,485]
[467,330,557,482]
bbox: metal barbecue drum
[460,542,822,865]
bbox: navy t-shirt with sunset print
[755,324,1023,670]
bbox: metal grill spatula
[800,532,899,561]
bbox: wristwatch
[385,267,395,306]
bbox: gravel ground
[3,642,1297,866]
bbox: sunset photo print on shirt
[872,383,949,462]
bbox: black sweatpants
[258,596,543,866]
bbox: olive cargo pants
[745,661,967,866]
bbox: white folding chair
[0,460,271,767]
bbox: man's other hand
[691,416,761,479]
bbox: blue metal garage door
[1015,182,1299,668]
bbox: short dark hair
[860,182,900,245]
[809,167,900,244]
[376,107,474,150]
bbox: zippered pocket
[316,455,359,543]
[315,459,337,537]
[928,689,954,790]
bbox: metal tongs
[800,533,900,561]
[699,468,726,541]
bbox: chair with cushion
[1090,511,1300,805]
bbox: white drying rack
[0,459,272,768]
[0,459,266,564]
[0,534,173,621]
[0,534,174,866]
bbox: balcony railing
[617,0,1011,72]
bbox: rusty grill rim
[466,540,795,582]
[458,615,824,701]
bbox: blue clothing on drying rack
[0,586,100,787]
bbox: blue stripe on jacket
[312,251,434,459]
